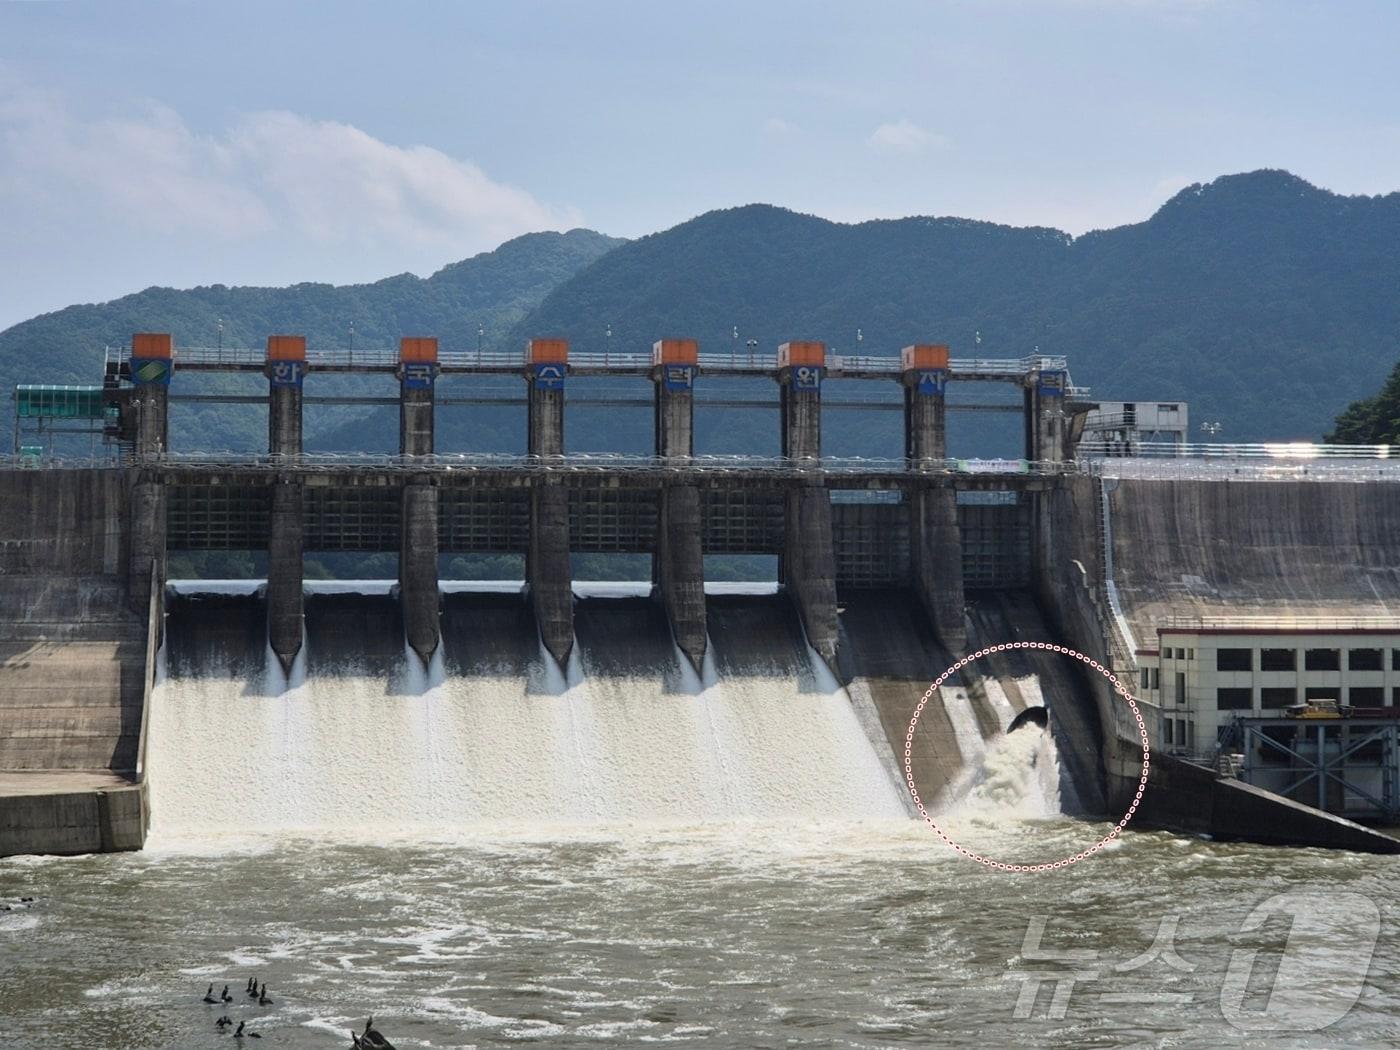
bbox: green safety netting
[14,385,107,419]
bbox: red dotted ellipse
[903,641,1150,871]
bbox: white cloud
[0,83,575,254]
[762,116,800,138]
[867,118,948,154]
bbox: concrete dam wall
[1040,475,1400,852]
[0,470,146,771]
[1105,478,1400,641]
[0,469,151,855]
[836,588,1106,818]
[6,464,1398,856]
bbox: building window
[1348,648,1383,671]
[1217,687,1253,710]
[1187,649,1194,660]
[1164,719,1174,745]
[1350,687,1385,706]
[1305,687,1339,701]
[1150,667,1160,690]
[1260,648,1296,671]
[1141,668,1150,691]
[1304,649,1340,671]
[1176,647,1187,660]
[1393,649,1400,671]
[1175,672,1186,705]
[1260,687,1296,709]
[1216,648,1253,672]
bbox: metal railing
[696,352,779,371]
[154,451,1067,476]
[0,451,1068,476]
[1158,614,1400,632]
[439,350,531,369]
[106,343,1073,378]
[1081,441,1399,459]
[0,454,121,469]
[1082,458,1400,481]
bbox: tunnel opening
[1007,705,1049,734]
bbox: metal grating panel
[440,488,529,553]
[303,486,400,551]
[833,502,910,588]
[570,489,658,552]
[701,488,785,554]
[167,484,271,550]
[959,502,1031,589]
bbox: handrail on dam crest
[103,343,1072,379]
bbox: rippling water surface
[3,817,1397,1049]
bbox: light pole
[477,323,484,358]
[746,338,758,366]
[606,323,612,364]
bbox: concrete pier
[653,339,697,459]
[775,342,838,660]
[125,334,171,618]
[910,487,967,652]
[398,337,440,661]
[1024,367,1068,463]
[903,349,962,651]
[265,336,306,668]
[652,340,706,664]
[527,339,574,664]
[126,475,165,619]
[901,344,949,465]
[778,341,824,462]
[784,484,840,663]
[128,332,170,461]
[658,484,706,664]
[398,337,438,457]
[400,484,440,660]
[266,485,303,667]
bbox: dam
[2,333,1399,858]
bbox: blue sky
[1,0,1397,329]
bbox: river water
[3,751,1396,1047]
[3,588,1397,1047]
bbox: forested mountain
[0,228,622,450]
[6,170,1399,455]
[516,171,1400,444]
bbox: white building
[1134,624,1400,757]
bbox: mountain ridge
[5,169,1398,449]
[512,170,1400,442]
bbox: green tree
[1326,357,1400,444]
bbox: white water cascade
[146,585,907,841]
[944,723,1063,828]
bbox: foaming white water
[147,630,906,842]
[946,725,1062,826]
